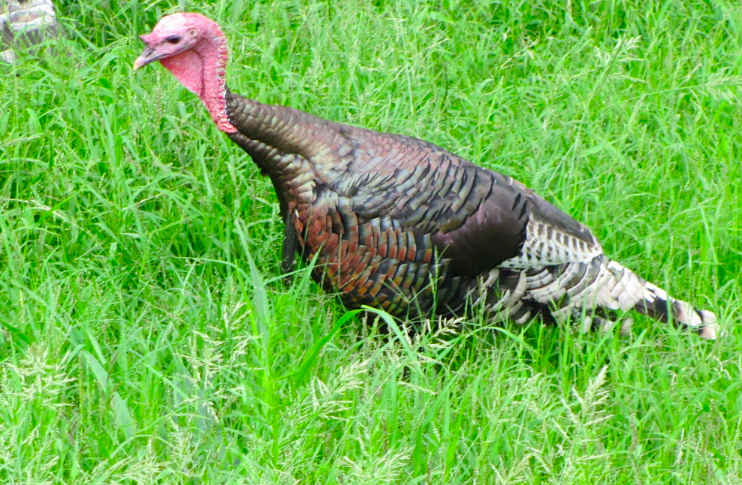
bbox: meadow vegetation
[1,0,741,482]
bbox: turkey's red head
[134,13,236,133]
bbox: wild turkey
[133,13,719,339]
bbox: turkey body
[223,92,714,335]
[133,13,718,338]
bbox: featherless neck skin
[138,14,237,133]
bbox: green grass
[1,0,741,482]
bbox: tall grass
[1,0,741,483]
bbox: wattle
[161,50,205,96]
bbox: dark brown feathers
[220,91,718,338]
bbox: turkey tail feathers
[591,260,718,339]
[507,257,719,339]
[636,280,718,339]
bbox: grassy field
[1,0,741,483]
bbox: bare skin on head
[133,13,236,133]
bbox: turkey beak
[133,46,159,71]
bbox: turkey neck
[225,93,311,166]
[224,91,341,201]
[174,31,321,200]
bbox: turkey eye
[166,36,181,44]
